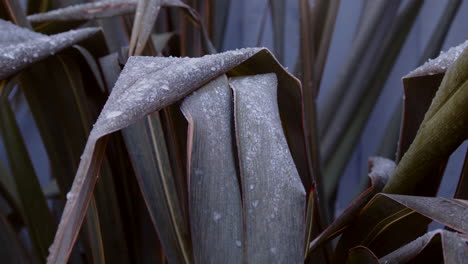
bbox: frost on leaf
[28,0,138,23]
[0,19,99,80]
[48,47,306,264]
[27,0,196,23]
[230,73,305,263]
[406,40,468,78]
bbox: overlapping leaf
[231,73,305,263]
[181,75,242,263]
[47,48,308,263]
[384,40,468,194]
[0,19,99,80]
[333,194,467,262]
[307,157,395,256]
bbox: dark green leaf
[384,41,468,194]
[334,194,467,262]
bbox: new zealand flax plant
[0,0,466,263]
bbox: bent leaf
[379,229,468,264]
[181,75,242,263]
[47,48,308,264]
[334,194,468,262]
[231,73,305,263]
[0,19,99,80]
[384,40,468,195]
[307,157,395,255]
[346,246,380,264]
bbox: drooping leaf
[379,229,468,264]
[384,41,468,195]
[0,98,55,262]
[454,147,468,199]
[230,73,305,263]
[181,75,242,263]
[0,19,99,80]
[27,0,138,23]
[307,157,395,255]
[333,194,467,262]
[346,246,380,264]
[17,47,119,263]
[47,48,308,263]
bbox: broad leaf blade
[308,157,395,254]
[28,0,137,23]
[384,41,468,195]
[334,194,468,262]
[181,75,242,263]
[380,230,468,264]
[230,73,305,263]
[0,19,99,80]
[48,48,307,263]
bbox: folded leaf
[333,194,467,262]
[230,73,305,263]
[380,229,468,264]
[384,40,468,194]
[47,48,308,264]
[0,19,99,80]
[308,157,394,255]
[181,75,242,263]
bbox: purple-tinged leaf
[0,19,99,80]
[230,73,305,263]
[380,229,468,264]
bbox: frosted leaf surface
[181,75,243,263]
[368,156,396,181]
[28,0,195,23]
[406,40,468,78]
[0,19,99,80]
[28,0,137,22]
[91,47,261,139]
[230,73,305,263]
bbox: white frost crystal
[406,40,468,78]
